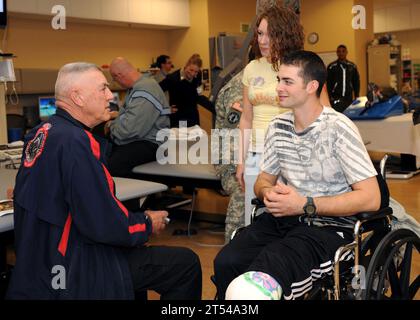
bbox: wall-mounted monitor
[38,96,57,120]
[0,0,7,29]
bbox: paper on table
[0,199,13,217]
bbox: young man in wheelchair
[213,50,382,300]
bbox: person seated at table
[106,57,171,177]
[7,62,202,300]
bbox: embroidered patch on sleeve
[24,123,52,168]
[226,110,241,126]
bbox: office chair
[6,114,25,131]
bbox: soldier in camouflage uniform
[213,71,245,243]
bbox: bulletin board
[318,51,337,67]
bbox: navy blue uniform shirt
[7,108,152,299]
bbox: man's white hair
[55,62,101,99]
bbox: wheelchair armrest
[355,206,393,222]
[251,198,264,206]
[251,199,393,225]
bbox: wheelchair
[212,156,420,300]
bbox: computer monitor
[38,96,57,120]
[0,0,7,29]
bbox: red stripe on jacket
[84,130,101,160]
[83,130,146,234]
[129,224,146,234]
[102,163,129,217]
[58,214,72,256]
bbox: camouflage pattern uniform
[213,71,245,243]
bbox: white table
[0,169,168,233]
[353,113,420,169]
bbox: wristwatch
[303,197,316,217]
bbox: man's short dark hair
[337,44,347,50]
[282,50,327,97]
[156,55,170,69]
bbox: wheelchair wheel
[363,229,420,300]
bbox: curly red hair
[252,5,304,71]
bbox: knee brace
[225,271,282,300]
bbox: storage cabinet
[8,0,190,28]
[374,3,420,33]
[367,44,402,93]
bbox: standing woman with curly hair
[236,5,306,226]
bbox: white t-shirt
[261,106,378,228]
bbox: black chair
[414,106,420,125]
[6,114,25,130]
[6,114,26,141]
[23,106,41,129]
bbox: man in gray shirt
[107,57,170,177]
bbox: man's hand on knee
[145,210,169,235]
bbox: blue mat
[343,95,404,120]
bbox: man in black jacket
[327,45,360,112]
[7,62,202,300]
